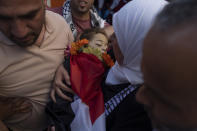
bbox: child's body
[46,28,112,131]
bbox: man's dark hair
[154,0,197,31]
[79,28,108,41]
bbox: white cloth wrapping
[106,0,168,85]
[70,99,106,131]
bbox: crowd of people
[0,0,197,131]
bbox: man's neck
[71,10,90,21]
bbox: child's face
[88,33,108,53]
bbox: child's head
[80,28,108,53]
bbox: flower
[78,39,89,46]
[70,39,89,55]
[83,46,103,61]
[70,43,78,55]
[102,53,114,67]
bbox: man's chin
[12,39,36,47]
[78,7,89,13]
[10,36,38,47]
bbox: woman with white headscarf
[103,0,168,130]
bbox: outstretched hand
[51,64,75,103]
[0,97,32,120]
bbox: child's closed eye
[95,43,102,47]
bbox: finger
[50,89,56,103]
[15,106,32,113]
[8,97,26,110]
[14,98,27,107]
[62,68,71,85]
[55,88,72,101]
[56,81,74,94]
[14,102,33,113]
[0,120,9,131]
[51,126,55,131]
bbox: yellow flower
[82,46,103,61]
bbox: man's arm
[50,64,75,102]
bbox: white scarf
[106,0,168,85]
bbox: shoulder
[46,7,63,16]
[45,10,74,42]
[45,10,70,31]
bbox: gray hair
[153,0,197,31]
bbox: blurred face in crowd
[0,0,45,47]
[88,33,108,53]
[136,24,197,131]
[70,0,94,14]
[109,33,123,65]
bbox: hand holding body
[0,97,32,120]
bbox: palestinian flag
[69,53,106,131]
[46,52,107,131]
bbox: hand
[51,64,75,103]
[47,126,55,131]
[0,97,32,120]
[0,120,9,131]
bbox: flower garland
[102,53,114,67]
[70,39,89,55]
[70,39,114,67]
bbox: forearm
[0,120,9,131]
